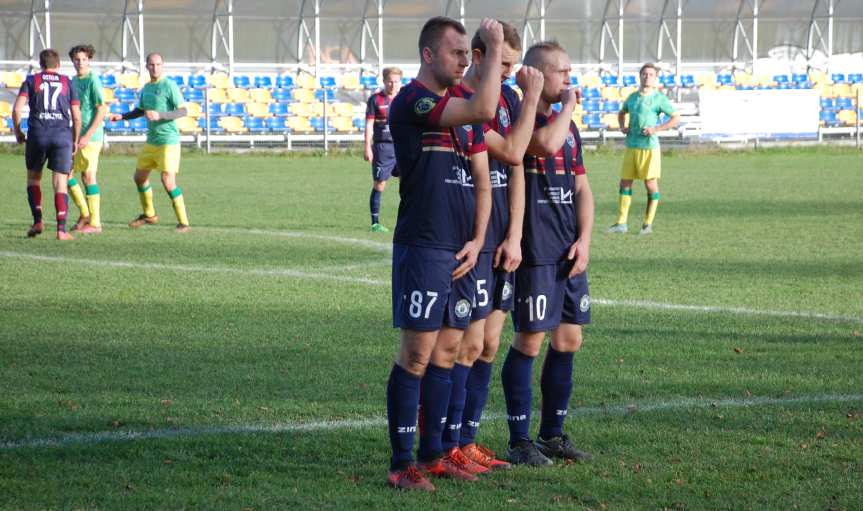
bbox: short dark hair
[640,62,659,75]
[146,52,163,64]
[418,16,466,56]
[39,49,60,69]
[69,44,95,60]
[471,21,521,54]
[522,40,566,70]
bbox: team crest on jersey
[415,97,436,115]
[579,294,591,312]
[455,299,472,318]
[498,106,510,128]
[566,132,575,148]
[502,281,513,301]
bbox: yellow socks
[68,177,90,218]
[138,184,156,218]
[644,191,660,226]
[169,187,189,226]
[85,184,101,227]
[616,187,632,225]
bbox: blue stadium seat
[233,75,252,88]
[319,76,336,88]
[116,88,137,102]
[361,75,380,89]
[601,75,618,87]
[736,85,754,90]
[791,73,808,84]
[272,88,292,102]
[819,110,838,125]
[603,100,621,113]
[245,117,266,132]
[836,97,853,110]
[583,100,601,112]
[622,74,637,87]
[314,89,335,102]
[266,117,288,132]
[189,75,207,89]
[225,103,246,116]
[105,120,128,132]
[208,103,225,117]
[276,75,294,89]
[583,113,604,130]
[830,73,846,84]
[659,75,676,87]
[254,75,273,89]
[269,102,290,116]
[184,88,204,102]
[100,74,117,88]
[680,74,695,87]
[777,83,793,90]
[773,74,789,85]
[198,117,224,133]
[129,118,147,132]
[717,73,733,85]
[309,116,334,132]
[109,102,130,114]
[5,117,13,130]
[169,75,185,87]
[569,75,579,87]
[19,118,28,132]
[848,73,863,84]
[353,117,366,130]
[582,87,601,99]
[820,97,835,110]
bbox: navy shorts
[512,262,591,333]
[470,252,515,321]
[372,142,397,182]
[25,135,73,174]
[392,244,477,331]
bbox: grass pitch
[1,147,861,510]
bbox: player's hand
[108,113,122,122]
[621,126,629,135]
[494,236,522,273]
[14,129,26,144]
[566,238,590,277]
[477,18,503,48]
[642,126,656,136]
[363,146,373,162]
[516,66,544,97]
[77,135,91,150]
[72,143,79,155]
[561,88,579,109]
[145,110,161,121]
[452,239,481,280]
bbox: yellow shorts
[136,143,181,174]
[73,142,103,174]
[621,147,661,181]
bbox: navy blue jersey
[18,72,78,138]
[449,83,521,252]
[390,80,487,251]
[365,92,393,143]
[522,111,587,264]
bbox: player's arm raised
[527,88,579,156]
[495,162,524,273]
[12,94,27,144]
[484,66,543,166]
[437,19,503,128]
[454,149,492,280]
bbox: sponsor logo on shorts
[455,299,472,318]
[415,97,436,115]
[579,294,591,312]
[502,281,513,300]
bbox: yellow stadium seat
[290,102,314,117]
[296,73,317,89]
[696,71,717,86]
[226,87,250,103]
[754,74,774,87]
[581,73,601,87]
[210,73,230,89]
[832,83,852,97]
[733,71,753,86]
[250,88,274,103]
[333,116,356,132]
[851,84,863,98]
[620,86,638,98]
[4,71,25,88]
[102,88,115,103]
[334,102,354,117]
[292,88,316,103]
[176,116,201,134]
[287,115,313,132]
[837,109,857,126]
[602,113,620,130]
[601,86,621,100]
[809,70,828,85]
[338,73,362,91]
[218,116,247,133]
[185,102,203,118]
[0,101,12,117]
[207,88,228,103]
[246,102,271,118]
[818,83,834,98]
[119,72,142,89]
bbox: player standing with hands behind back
[363,67,402,233]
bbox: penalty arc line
[2,250,861,324]
[1,393,861,450]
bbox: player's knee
[458,339,483,365]
[479,334,500,361]
[552,328,583,353]
[401,350,430,376]
[513,332,544,357]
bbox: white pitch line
[2,250,861,323]
[2,393,860,451]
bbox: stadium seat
[353,117,366,130]
[338,74,362,91]
[791,73,808,84]
[101,88,116,103]
[831,73,846,84]
[244,116,267,132]
[832,83,852,97]
[198,116,223,133]
[105,119,128,132]
[659,74,676,87]
[287,115,313,132]
[184,88,204,102]
[292,88,316,103]
[290,102,314,117]
[569,75,580,87]
[601,74,619,87]
[314,89,335,102]
[601,86,621,100]
[602,100,621,113]
[219,116,247,133]
[717,73,733,86]
[169,75,186,87]
[583,100,601,113]
[210,73,230,89]
[848,73,863,84]
[309,116,334,133]
[254,75,273,89]
[332,116,356,132]
[250,88,274,103]
[269,102,290,116]
[176,116,201,134]
[583,113,605,130]
[296,73,317,89]
[129,117,147,132]
[0,118,9,134]
[318,76,337,89]
[401,76,411,85]
[266,116,288,132]
[580,73,601,87]
[272,88,292,102]
[622,74,638,87]
[119,72,142,89]
[109,102,130,115]
[189,74,208,89]
[333,102,354,117]
[680,74,695,88]
[115,88,137,102]
[185,102,203,118]
[227,88,250,103]
[602,113,620,130]
[225,103,246,116]
[206,88,228,103]
[0,101,12,117]
[100,73,118,88]
[836,97,853,110]
[245,102,270,118]
[837,109,857,126]
[819,110,838,125]
[207,103,225,117]
[582,87,601,100]
[233,75,252,88]
[773,74,790,85]
[276,75,295,89]
[360,75,380,89]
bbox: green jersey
[138,77,184,146]
[73,72,105,143]
[621,89,676,149]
